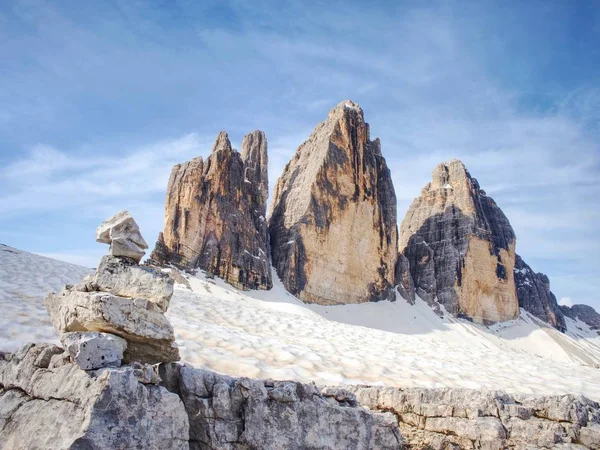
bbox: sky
[1,0,599,310]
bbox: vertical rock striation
[514,254,566,331]
[268,100,398,305]
[151,131,272,290]
[399,160,519,323]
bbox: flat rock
[268,100,398,305]
[46,288,179,364]
[61,331,127,370]
[0,343,188,449]
[93,254,174,312]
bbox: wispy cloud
[0,0,598,309]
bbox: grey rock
[268,100,398,305]
[0,343,188,449]
[561,304,600,331]
[61,331,127,370]
[96,210,148,263]
[399,160,519,323]
[151,131,272,290]
[515,254,566,331]
[161,363,403,449]
[46,287,179,364]
[348,385,600,449]
[93,254,174,312]
[394,253,415,303]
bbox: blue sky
[1,0,599,310]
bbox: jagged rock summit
[399,160,519,323]
[151,131,272,290]
[269,100,398,305]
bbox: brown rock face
[151,131,272,290]
[268,100,398,305]
[399,160,519,323]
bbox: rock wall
[269,100,398,305]
[514,254,567,331]
[3,344,599,449]
[151,131,272,290]
[349,385,600,449]
[399,160,519,323]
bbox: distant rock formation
[561,304,600,332]
[151,131,272,290]
[399,160,519,323]
[268,100,398,305]
[514,254,566,331]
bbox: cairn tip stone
[96,210,148,263]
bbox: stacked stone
[45,210,180,369]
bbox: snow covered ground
[1,244,599,401]
[0,244,93,350]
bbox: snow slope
[0,244,93,350]
[1,244,599,401]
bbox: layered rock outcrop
[349,385,600,449]
[561,304,600,332]
[269,100,398,305]
[514,254,567,331]
[151,131,272,290]
[399,160,519,323]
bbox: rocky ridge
[562,304,600,333]
[269,100,398,305]
[399,160,519,323]
[151,131,272,290]
[514,254,567,332]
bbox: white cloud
[559,297,573,307]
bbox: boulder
[514,254,566,331]
[61,331,127,370]
[399,160,519,323]
[0,343,189,449]
[151,131,272,290]
[46,288,179,364]
[268,100,398,305]
[159,363,402,449]
[96,210,148,263]
[93,254,174,311]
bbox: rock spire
[268,100,398,305]
[151,131,272,290]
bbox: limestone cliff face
[399,160,519,323]
[151,131,272,290]
[514,255,566,331]
[269,100,398,305]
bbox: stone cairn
[46,210,180,370]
